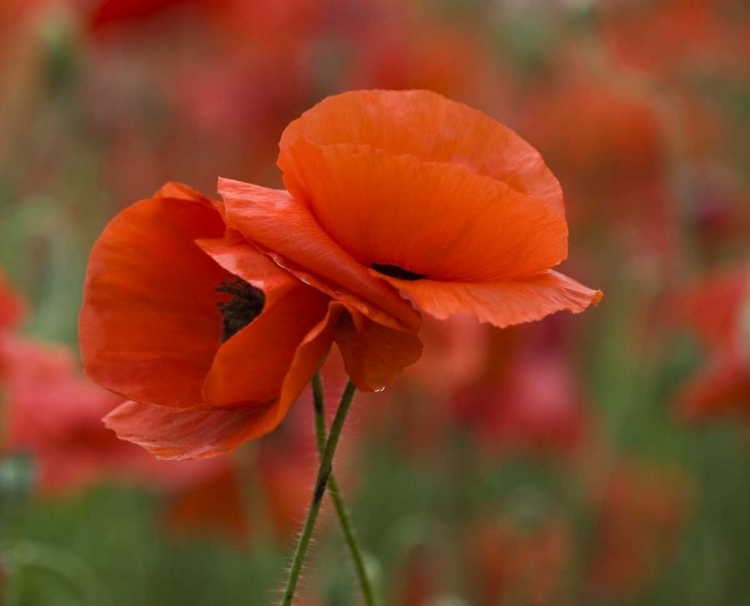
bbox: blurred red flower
[452,348,589,458]
[467,514,572,606]
[2,337,137,494]
[87,0,197,31]
[1,336,216,495]
[602,0,740,83]
[588,463,692,597]
[675,269,750,419]
[164,461,249,544]
[396,544,445,606]
[0,272,24,332]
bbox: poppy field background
[1,0,750,604]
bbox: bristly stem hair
[281,379,358,606]
[311,374,376,606]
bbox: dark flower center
[371,263,427,281]
[216,279,265,342]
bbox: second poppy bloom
[80,183,339,458]
[221,90,602,335]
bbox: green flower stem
[282,380,357,606]
[311,374,375,606]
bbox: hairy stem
[282,380,357,605]
[311,374,375,606]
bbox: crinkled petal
[279,89,563,215]
[203,283,331,408]
[280,140,568,282]
[335,307,423,392]
[196,230,299,308]
[219,178,420,332]
[105,301,339,459]
[104,401,276,460]
[378,270,602,327]
[79,189,229,410]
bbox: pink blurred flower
[2,336,217,494]
[453,350,590,458]
[0,272,217,495]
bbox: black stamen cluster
[216,279,266,342]
[371,263,427,281]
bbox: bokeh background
[1,0,750,604]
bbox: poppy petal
[335,308,423,392]
[105,303,339,459]
[377,270,602,327]
[80,192,229,410]
[279,140,568,282]
[279,89,563,216]
[104,401,276,460]
[219,178,421,332]
[202,283,332,408]
[196,230,299,308]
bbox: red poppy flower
[221,90,601,334]
[675,269,750,419]
[80,181,420,458]
[79,182,341,459]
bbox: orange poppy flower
[79,182,341,459]
[221,90,601,333]
[81,180,420,458]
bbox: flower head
[221,90,601,339]
[80,183,338,458]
